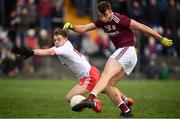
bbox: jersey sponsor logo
[104,25,111,31]
[107,31,119,37]
[104,25,116,31]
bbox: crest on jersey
[104,25,111,31]
[104,25,116,31]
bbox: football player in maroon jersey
[63,1,172,117]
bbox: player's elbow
[47,49,56,56]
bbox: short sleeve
[119,15,131,28]
[93,19,104,28]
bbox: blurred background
[0,0,180,80]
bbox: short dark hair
[53,28,67,38]
[97,1,112,14]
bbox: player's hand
[160,37,173,47]
[13,47,34,60]
[63,22,74,31]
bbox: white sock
[123,97,128,104]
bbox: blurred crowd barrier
[0,0,180,79]
[1,56,179,80]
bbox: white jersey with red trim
[51,40,91,79]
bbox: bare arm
[130,19,162,40]
[33,49,56,56]
[73,23,97,33]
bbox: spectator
[108,0,128,15]
[144,59,160,79]
[160,59,169,80]
[165,0,180,37]
[25,29,41,72]
[81,33,98,57]
[1,48,17,77]
[25,29,39,49]
[18,6,29,44]
[141,36,161,78]
[145,0,161,27]
[0,28,13,50]
[175,27,180,56]
[144,36,158,58]
[157,0,168,27]
[51,0,64,28]
[38,0,53,29]
[128,0,144,22]
[8,10,20,47]
[38,29,49,49]
[163,28,174,56]
[3,0,16,27]
[73,0,89,17]
[27,0,38,28]
[16,0,26,16]
[68,31,82,51]
[95,29,115,57]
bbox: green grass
[0,79,180,118]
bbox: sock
[121,95,129,104]
[118,102,130,113]
[87,93,96,101]
[123,97,129,104]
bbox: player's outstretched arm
[33,49,56,56]
[63,22,96,33]
[13,47,34,60]
[130,19,173,47]
[13,47,55,60]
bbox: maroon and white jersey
[94,12,135,49]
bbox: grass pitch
[0,79,180,118]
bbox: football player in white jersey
[13,28,134,113]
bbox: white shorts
[110,46,137,75]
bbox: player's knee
[104,86,112,94]
[103,87,108,94]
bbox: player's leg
[121,95,135,110]
[72,58,123,111]
[105,87,135,109]
[88,58,123,100]
[104,71,135,109]
[66,66,100,102]
[69,66,102,112]
[66,84,89,103]
[87,46,137,101]
[104,70,133,117]
[104,70,126,104]
[88,66,102,113]
[73,47,137,117]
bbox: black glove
[13,47,34,60]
